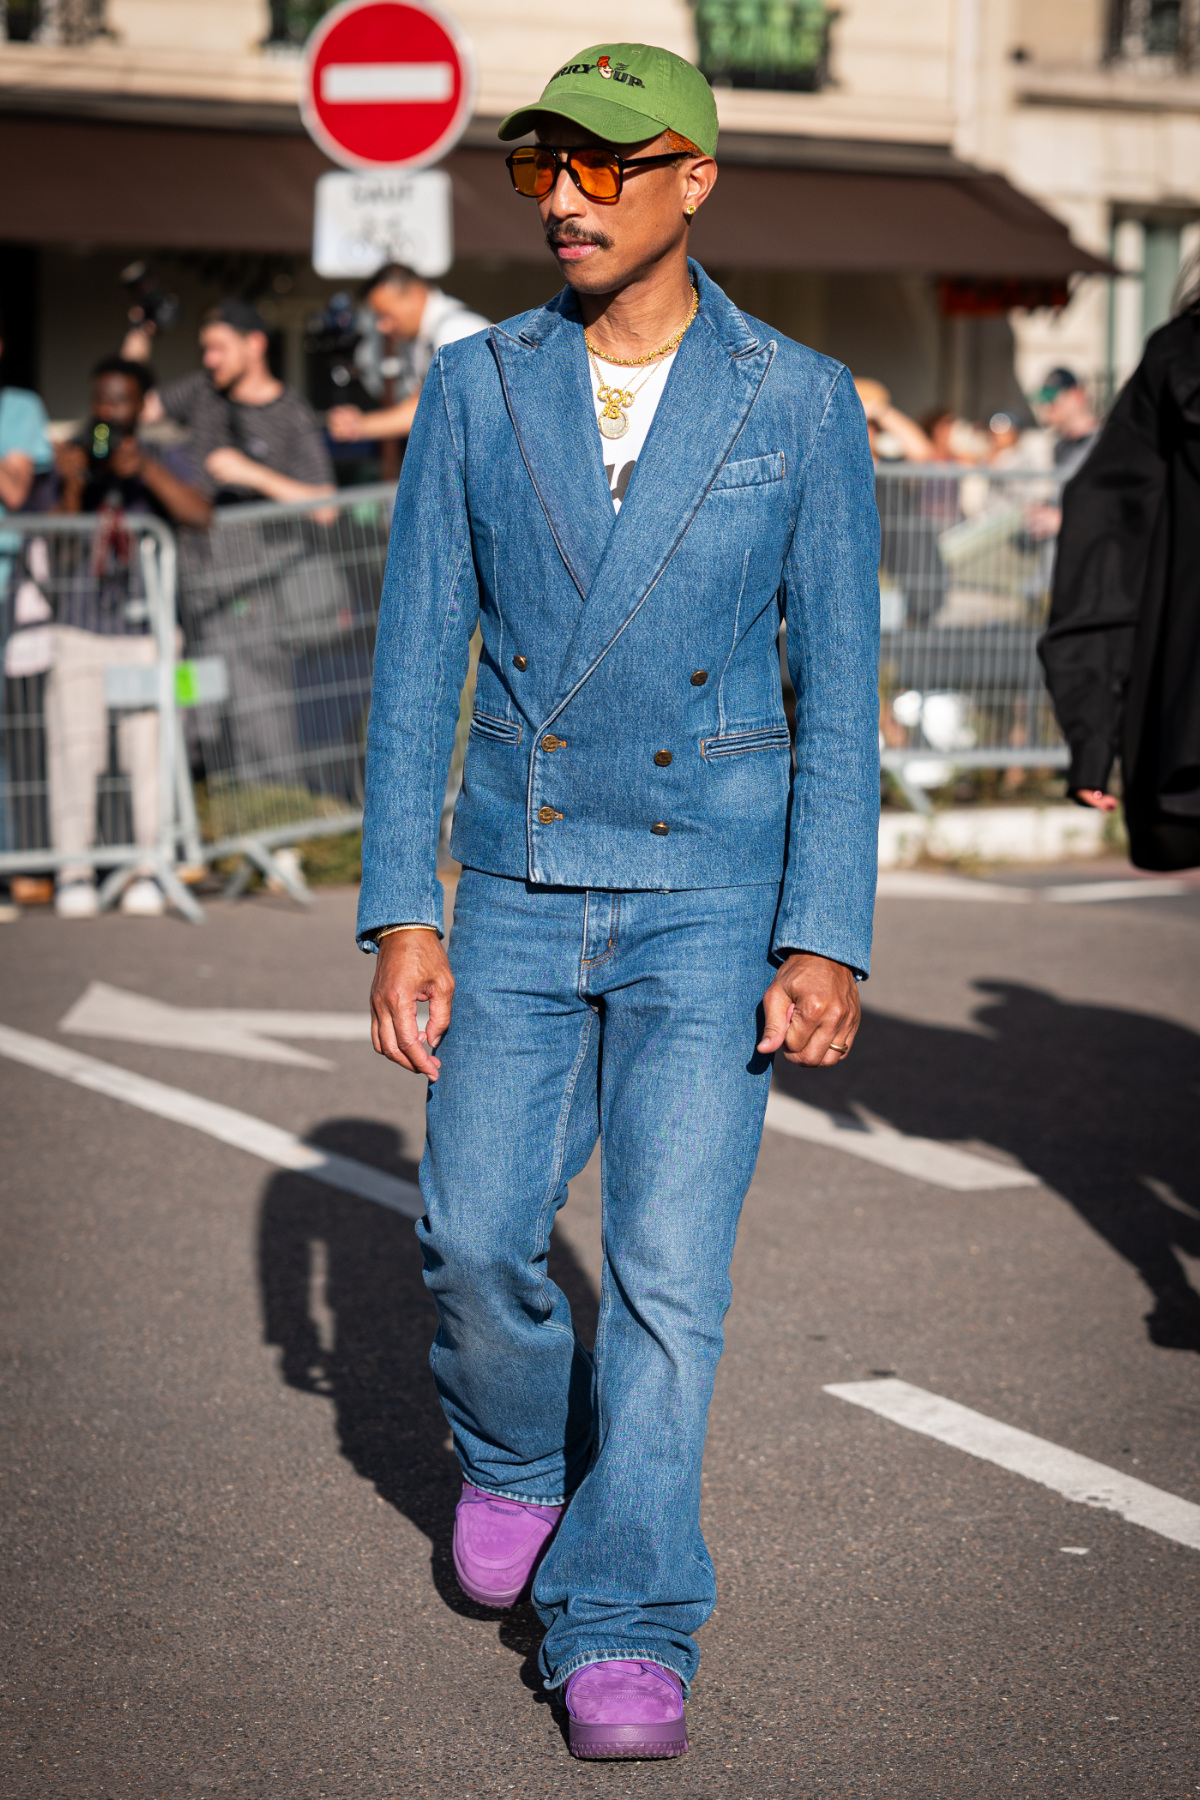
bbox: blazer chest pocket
[711,451,786,492]
[702,724,791,759]
[469,710,522,746]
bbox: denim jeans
[418,868,780,1691]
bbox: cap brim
[497,94,670,147]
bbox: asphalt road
[1,863,1198,1799]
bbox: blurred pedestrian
[1040,302,1200,870]
[0,308,54,914]
[45,357,211,918]
[853,378,934,462]
[1034,366,1100,475]
[361,41,877,1761]
[326,264,490,447]
[142,300,335,504]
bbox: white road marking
[825,1378,1200,1552]
[1043,879,1191,904]
[59,982,369,1069]
[876,872,1030,902]
[877,871,1191,905]
[764,1090,1036,1191]
[321,62,453,103]
[0,1024,421,1218]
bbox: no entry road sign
[301,0,476,172]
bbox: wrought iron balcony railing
[1106,0,1200,69]
[1,0,107,42]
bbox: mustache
[545,223,614,252]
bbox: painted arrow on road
[59,981,370,1069]
[53,983,1035,1193]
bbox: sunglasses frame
[505,144,687,204]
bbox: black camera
[86,418,129,474]
[120,260,180,337]
[305,292,375,412]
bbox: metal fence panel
[874,462,1067,810]
[0,468,1073,919]
[0,510,201,918]
[175,483,396,899]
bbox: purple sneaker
[452,1483,562,1607]
[564,1660,689,1760]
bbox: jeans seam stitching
[533,1006,595,1318]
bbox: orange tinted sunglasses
[506,144,684,204]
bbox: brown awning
[0,115,1108,278]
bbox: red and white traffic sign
[301,0,476,172]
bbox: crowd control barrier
[0,510,202,920]
[0,466,1076,921]
[874,462,1069,812]
[174,483,396,902]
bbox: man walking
[359,44,879,1761]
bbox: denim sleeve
[773,365,880,976]
[356,354,480,951]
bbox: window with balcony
[1106,0,1200,68]
[691,0,833,93]
[1,0,107,41]
[266,0,334,47]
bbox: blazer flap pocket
[469,710,522,746]
[702,724,791,759]
[711,451,786,491]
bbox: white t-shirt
[592,349,677,511]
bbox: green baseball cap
[497,43,718,158]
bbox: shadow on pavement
[256,1117,599,1697]
[776,980,1200,1353]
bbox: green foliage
[266,0,336,46]
[692,0,832,91]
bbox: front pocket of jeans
[701,725,791,759]
[469,710,522,746]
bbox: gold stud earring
[685,203,696,215]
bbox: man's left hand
[757,952,861,1067]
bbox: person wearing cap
[141,300,335,505]
[1034,366,1100,475]
[360,43,879,1760]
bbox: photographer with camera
[326,263,489,448]
[43,357,211,919]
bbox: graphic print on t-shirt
[592,349,677,512]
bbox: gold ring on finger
[829,1042,850,1055]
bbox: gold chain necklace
[586,285,700,442]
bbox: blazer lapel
[490,300,615,602]
[546,267,776,712]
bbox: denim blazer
[357,262,880,974]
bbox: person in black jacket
[1039,289,1200,871]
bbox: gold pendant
[597,380,632,439]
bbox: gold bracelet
[375,923,439,942]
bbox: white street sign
[312,167,452,279]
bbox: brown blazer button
[653,750,673,767]
[513,654,528,670]
[537,805,562,824]
[542,734,564,753]
[690,670,708,686]
[651,821,670,836]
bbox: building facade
[2,0,1189,424]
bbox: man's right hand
[369,928,455,1080]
